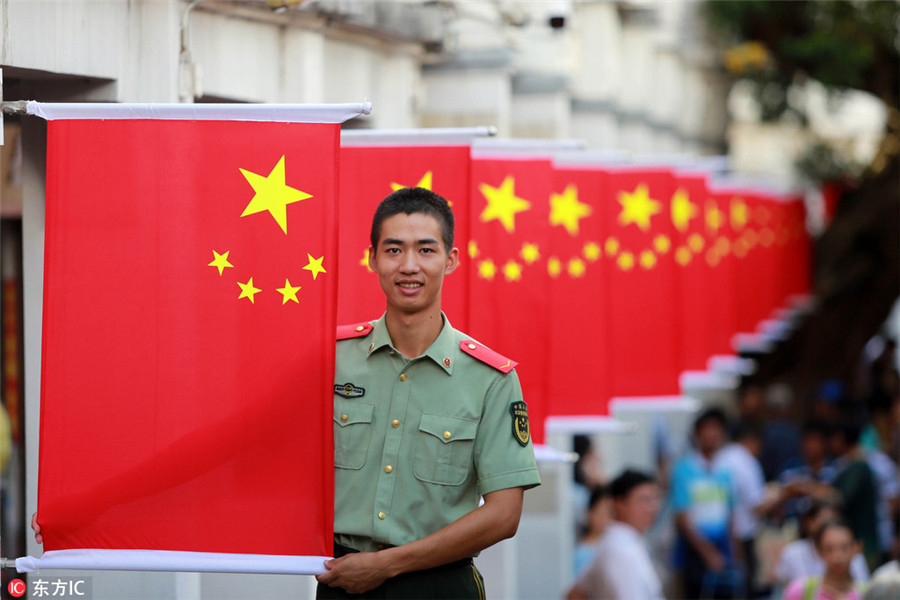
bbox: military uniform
[320,313,540,598]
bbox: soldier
[316,187,541,598]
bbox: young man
[567,469,663,600]
[670,408,737,599]
[316,187,541,598]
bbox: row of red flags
[30,109,809,570]
[339,137,811,445]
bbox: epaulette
[336,322,374,341]
[460,340,517,374]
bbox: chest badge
[335,382,365,398]
[509,401,530,447]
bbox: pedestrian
[783,520,866,600]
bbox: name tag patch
[335,382,365,398]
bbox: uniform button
[443,431,452,440]
[355,325,365,332]
[340,414,349,422]
[467,343,477,350]
[399,373,407,382]
[384,465,393,474]
[378,512,386,520]
[392,419,400,428]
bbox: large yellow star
[731,198,748,230]
[549,184,592,236]
[276,278,302,305]
[208,250,234,276]
[240,156,312,234]
[360,248,372,272]
[618,184,661,231]
[705,200,724,233]
[520,242,540,265]
[478,259,497,280]
[237,277,261,303]
[479,176,531,233]
[391,171,433,192]
[671,187,699,233]
[303,254,327,280]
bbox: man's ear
[445,247,460,275]
[367,246,376,271]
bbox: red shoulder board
[460,340,517,374]
[336,322,374,341]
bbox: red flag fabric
[466,154,553,443]
[602,167,681,397]
[337,140,474,330]
[28,104,366,574]
[704,182,740,356]
[546,164,610,415]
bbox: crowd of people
[567,336,900,600]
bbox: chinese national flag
[337,143,473,330]
[603,168,681,397]
[670,172,716,371]
[36,112,346,571]
[704,183,740,355]
[547,165,610,415]
[467,155,553,443]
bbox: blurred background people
[573,486,612,578]
[567,469,662,600]
[783,520,866,600]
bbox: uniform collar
[367,312,457,375]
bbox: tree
[702,0,900,415]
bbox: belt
[333,542,473,573]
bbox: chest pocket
[334,402,375,470]
[413,413,478,486]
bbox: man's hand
[31,512,43,545]
[699,544,725,572]
[315,551,394,595]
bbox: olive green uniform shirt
[333,314,541,553]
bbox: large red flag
[338,129,486,330]
[22,102,368,574]
[602,167,681,397]
[467,148,559,444]
[546,161,610,416]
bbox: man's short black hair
[609,469,655,500]
[693,407,728,433]
[370,187,454,251]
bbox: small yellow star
[617,251,635,271]
[675,246,692,266]
[688,233,705,253]
[653,235,671,254]
[744,229,759,249]
[583,242,602,262]
[237,277,262,303]
[208,250,234,276]
[391,171,433,192]
[276,278,302,305]
[639,250,657,270]
[479,176,531,233]
[520,242,540,265]
[605,237,620,257]
[734,238,750,258]
[468,240,480,259]
[549,184,592,236]
[706,248,721,267]
[303,254,327,280]
[240,155,312,234]
[715,236,731,257]
[671,187,699,233]
[478,259,497,280]
[503,260,523,282]
[548,257,562,278]
[618,184,661,231]
[568,258,586,278]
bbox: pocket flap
[334,402,375,427]
[419,413,478,444]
